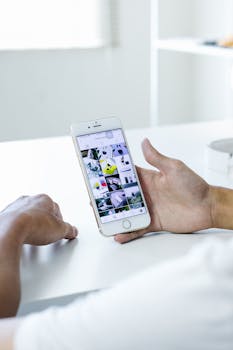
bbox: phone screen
[77,129,147,223]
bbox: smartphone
[71,117,151,237]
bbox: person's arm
[0,214,24,318]
[211,186,233,230]
[115,138,233,243]
[3,236,233,350]
[0,195,78,318]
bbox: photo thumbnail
[130,202,145,209]
[96,193,113,212]
[99,209,116,217]
[81,148,99,160]
[90,177,108,199]
[112,143,128,157]
[106,175,123,192]
[83,157,103,178]
[115,154,131,173]
[119,170,137,187]
[99,158,118,177]
[124,186,143,205]
[109,190,128,208]
[115,206,130,213]
[96,145,114,161]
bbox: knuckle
[18,195,27,200]
[36,193,53,204]
[37,193,51,200]
[54,202,61,214]
[53,201,58,207]
[171,159,184,170]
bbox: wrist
[0,212,29,256]
[210,185,233,229]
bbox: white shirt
[14,237,233,350]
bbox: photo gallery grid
[81,142,145,221]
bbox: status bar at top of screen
[77,129,124,151]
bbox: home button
[122,219,131,230]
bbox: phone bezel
[71,117,151,237]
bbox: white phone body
[71,117,151,237]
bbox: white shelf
[156,38,233,59]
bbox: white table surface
[1,120,233,305]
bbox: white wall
[0,0,151,141]
[157,0,195,124]
[157,0,233,125]
[192,0,233,122]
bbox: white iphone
[71,117,151,237]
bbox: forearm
[0,213,26,318]
[0,245,21,318]
[211,186,233,229]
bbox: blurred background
[0,0,233,141]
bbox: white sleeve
[14,237,233,350]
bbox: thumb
[142,138,170,173]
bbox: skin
[1,139,233,349]
[115,138,233,243]
[0,194,78,349]
[0,194,78,318]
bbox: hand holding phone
[71,117,151,237]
